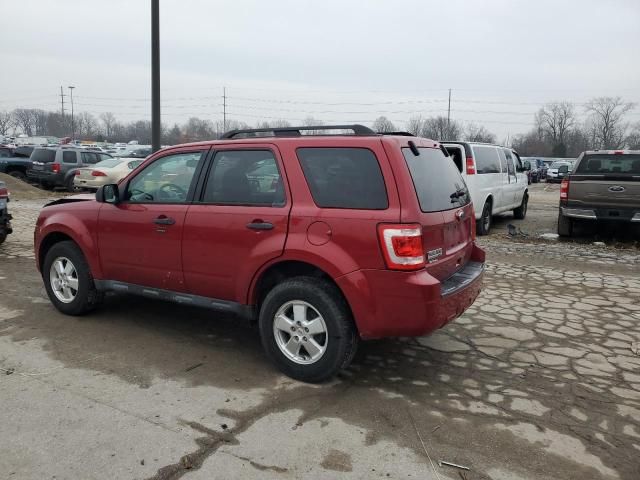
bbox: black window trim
[120,148,209,205]
[193,146,288,208]
[295,146,389,211]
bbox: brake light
[560,178,570,200]
[0,186,9,199]
[377,224,425,271]
[91,171,107,177]
[51,163,61,173]
[614,151,624,155]
[74,170,81,176]
[465,157,476,175]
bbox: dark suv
[558,150,640,236]
[34,125,485,382]
[27,147,113,191]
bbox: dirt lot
[1,183,639,480]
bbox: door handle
[246,220,274,231]
[154,216,175,225]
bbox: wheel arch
[37,222,102,278]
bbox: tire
[0,231,6,245]
[513,193,528,219]
[8,170,27,181]
[258,276,359,383]
[476,200,492,236]
[557,213,573,237]
[42,240,103,315]
[66,176,76,193]
[40,182,54,191]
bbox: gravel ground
[1,186,639,480]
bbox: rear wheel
[0,231,6,245]
[8,170,26,181]
[557,213,573,237]
[42,241,103,315]
[513,193,528,219]
[259,276,358,383]
[66,176,76,192]
[476,200,492,236]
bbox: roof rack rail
[380,131,415,136]
[220,124,375,139]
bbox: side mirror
[523,160,532,171]
[558,165,569,174]
[96,184,120,204]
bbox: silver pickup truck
[557,150,640,236]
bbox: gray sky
[1,0,639,139]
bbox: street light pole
[68,86,75,140]
[151,0,160,152]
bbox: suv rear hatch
[402,146,475,281]
[30,148,56,172]
[569,153,640,211]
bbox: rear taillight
[74,170,81,176]
[51,163,61,173]
[0,186,9,199]
[91,171,106,177]
[614,151,624,155]
[560,178,570,200]
[465,157,476,175]
[377,223,425,271]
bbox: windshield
[576,154,640,175]
[403,147,471,212]
[550,161,569,169]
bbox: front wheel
[8,170,27,181]
[513,193,528,219]
[42,241,103,315]
[259,277,358,383]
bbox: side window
[504,149,515,176]
[497,149,508,173]
[127,151,202,204]
[99,153,112,162]
[202,150,285,206]
[473,146,501,174]
[63,151,78,164]
[81,152,98,164]
[0,150,10,158]
[297,147,388,209]
[513,152,524,171]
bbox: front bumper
[337,243,485,339]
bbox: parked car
[443,142,530,235]
[546,160,574,183]
[522,157,546,183]
[34,124,485,382]
[558,150,640,237]
[0,178,12,244]
[0,146,36,181]
[27,147,113,191]
[74,158,143,190]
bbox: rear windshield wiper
[450,188,466,199]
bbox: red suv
[34,125,484,382]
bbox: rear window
[472,146,501,174]
[297,147,388,209]
[31,149,56,163]
[576,154,640,175]
[95,159,122,168]
[403,147,471,212]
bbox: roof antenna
[408,140,420,156]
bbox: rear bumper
[561,206,640,222]
[337,243,485,339]
[27,170,59,183]
[73,177,106,190]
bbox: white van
[443,142,529,235]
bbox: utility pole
[447,88,452,128]
[151,0,161,152]
[68,86,75,140]
[60,86,66,120]
[223,86,227,132]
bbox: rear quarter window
[296,147,388,209]
[472,146,501,174]
[403,147,471,212]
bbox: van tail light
[51,163,61,173]
[377,223,425,271]
[0,186,9,199]
[91,170,106,177]
[560,178,570,201]
[465,157,476,175]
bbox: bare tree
[76,112,98,138]
[372,116,395,133]
[0,111,14,136]
[100,112,117,139]
[584,96,635,149]
[422,116,462,141]
[12,108,35,136]
[464,123,496,143]
[32,109,49,136]
[538,102,576,156]
[406,116,424,136]
[626,121,640,149]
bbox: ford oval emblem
[608,185,625,193]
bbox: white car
[74,158,144,190]
[546,160,574,183]
[443,142,529,235]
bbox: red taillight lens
[377,223,425,271]
[74,170,81,176]
[91,171,106,177]
[614,151,624,155]
[560,178,569,200]
[51,163,61,173]
[0,187,9,199]
[465,157,476,175]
